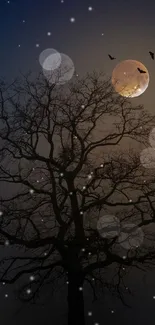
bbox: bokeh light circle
[39,48,61,70]
[149,128,155,148]
[43,53,61,71]
[117,223,144,250]
[140,147,155,168]
[43,53,75,86]
[97,215,120,239]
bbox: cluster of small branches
[0,70,155,305]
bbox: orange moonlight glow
[111,60,149,98]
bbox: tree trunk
[67,272,85,325]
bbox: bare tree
[0,71,155,325]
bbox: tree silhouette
[0,71,155,325]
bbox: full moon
[111,60,149,98]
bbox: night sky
[1,0,155,110]
[1,0,155,324]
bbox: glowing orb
[39,48,61,71]
[43,53,75,86]
[149,128,155,148]
[140,147,155,168]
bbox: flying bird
[149,51,154,60]
[137,67,146,73]
[108,54,116,60]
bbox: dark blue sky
[1,0,155,111]
[1,0,155,77]
[1,0,155,324]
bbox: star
[29,275,35,281]
[88,311,92,316]
[47,32,52,36]
[26,289,31,294]
[5,240,9,246]
[79,287,83,291]
[70,17,75,23]
[88,6,93,11]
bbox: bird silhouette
[149,51,154,60]
[108,54,116,60]
[137,67,146,73]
